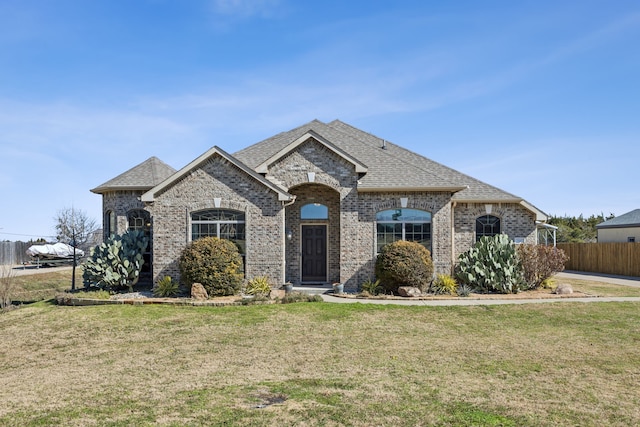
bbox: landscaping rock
[398,286,422,297]
[270,289,285,300]
[191,283,209,300]
[554,283,573,295]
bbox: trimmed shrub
[179,237,244,297]
[455,234,524,294]
[430,274,458,295]
[375,240,434,294]
[82,230,149,292]
[517,244,569,290]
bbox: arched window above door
[301,203,328,220]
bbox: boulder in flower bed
[398,286,422,297]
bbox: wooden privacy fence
[0,241,31,266]
[557,243,640,277]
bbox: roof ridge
[233,119,327,158]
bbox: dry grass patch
[1,301,640,426]
[9,267,81,302]
[559,277,640,297]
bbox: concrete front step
[292,285,333,295]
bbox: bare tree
[54,207,97,290]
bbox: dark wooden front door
[302,225,327,282]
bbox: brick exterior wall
[266,138,454,290]
[358,192,454,281]
[453,202,537,263]
[145,155,284,286]
[99,137,540,292]
[101,191,147,238]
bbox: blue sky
[1,0,639,241]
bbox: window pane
[376,223,402,252]
[376,209,431,222]
[405,222,432,251]
[301,203,328,220]
[191,209,245,255]
[476,215,501,242]
[192,209,245,222]
[376,208,432,252]
[127,210,150,233]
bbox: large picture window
[476,215,501,241]
[191,209,246,255]
[376,208,431,252]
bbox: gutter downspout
[281,196,297,284]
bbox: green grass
[1,299,640,426]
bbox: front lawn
[1,299,639,426]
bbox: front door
[301,225,327,282]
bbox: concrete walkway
[9,264,73,277]
[320,294,640,306]
[556,270,640,287]
[318,271,640,306]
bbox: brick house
[91,119,548,290]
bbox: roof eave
[596,223,640,229]
[452,198,548,222]
[357,186,467,193]
[91,186,152,194]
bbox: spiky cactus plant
[83,230,149,292]
[455,234,524,294]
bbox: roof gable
[91,156,176,194]
[140,146,293,202]
[255,130,368,174]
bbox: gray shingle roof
[140,147,292,202]
[94,120,546,220]
[91,156,176,194]
[234,119,525,200]
[596,209,640,228]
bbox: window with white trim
[191,209,246,255]
[376,208,432,252]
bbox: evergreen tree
[549,213,615,243]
